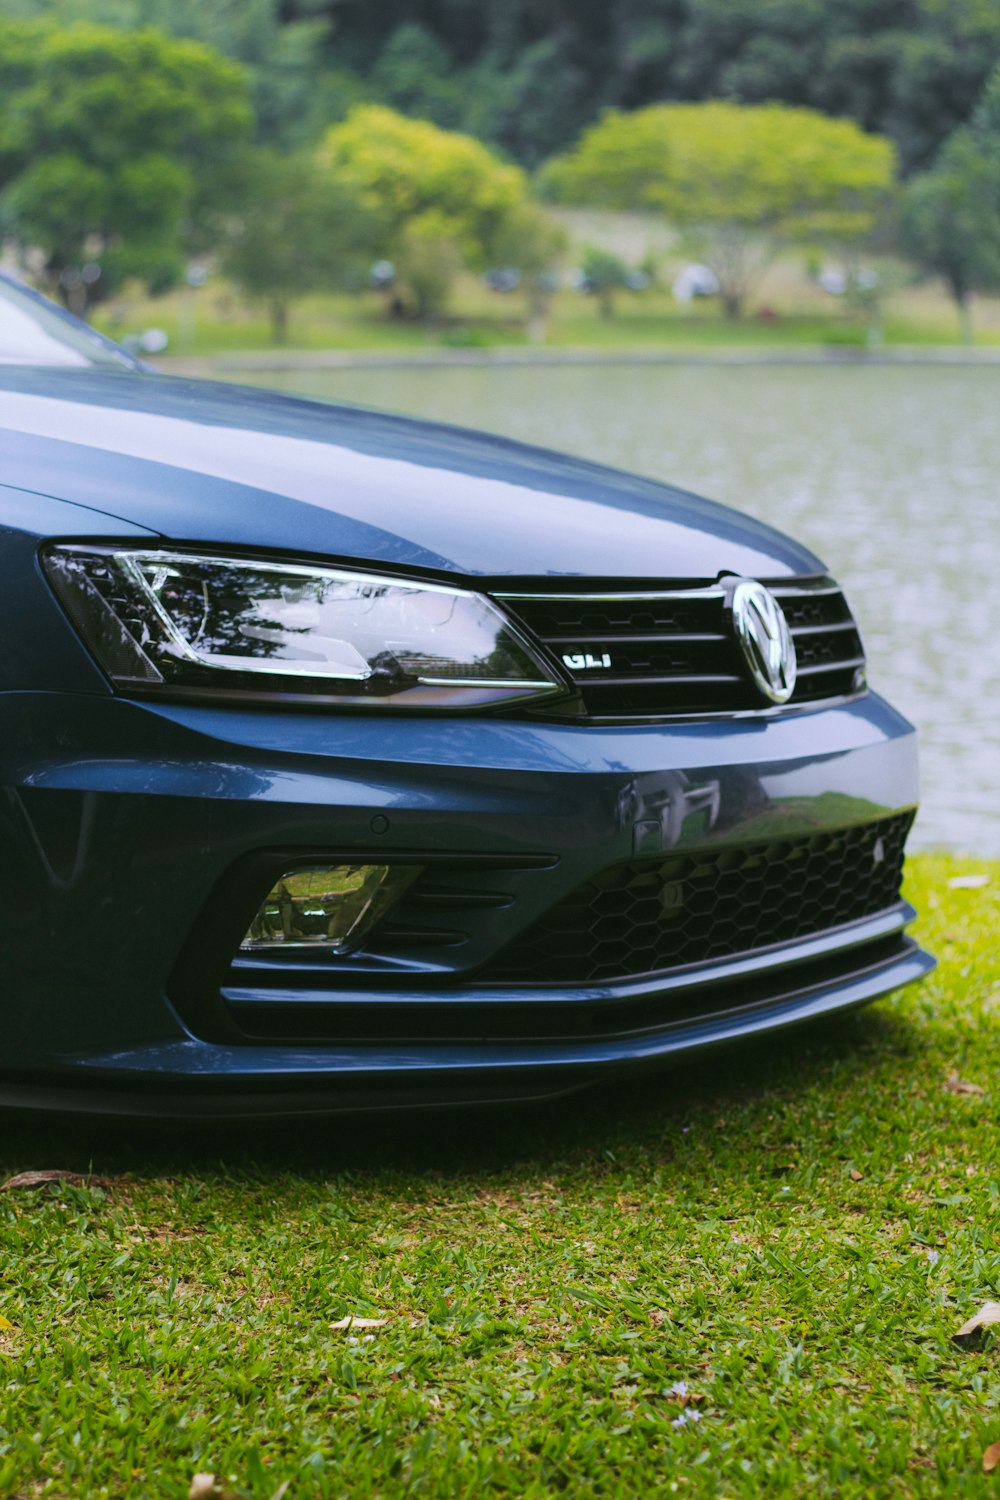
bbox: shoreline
[154,344,1000,375]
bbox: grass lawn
[0,852,996,1498]
[98,289,1000,361]
[84,208,1000,359]
[94,264,1000,363]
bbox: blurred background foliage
[1,0,999,342]
[3,0,995,172]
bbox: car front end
[0,282,934,1117]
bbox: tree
[287,0,1000,173]
[0,0,339,149]
[900,70,1000,342]
[392,219,464,321]
[221,149,383,343]
[320,106,528,318]
[369,23,463,131]
[462,37,595,171]
[815,17,999,176]
[577,248,631,320]
[543,102,895,317]
[485,200,567,341]
[10,0,1000,174]
[0,20,253,309]
[974,57,1000,144]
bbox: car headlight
[44,546,566,710]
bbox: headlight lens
[44,546,565,709]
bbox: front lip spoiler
[3,926,935,1120]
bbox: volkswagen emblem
[728,579,797,704]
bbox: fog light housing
[241,864,419,954]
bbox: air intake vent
[478,812,913,986]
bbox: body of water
[233,362,999,856]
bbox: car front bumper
[0,688,933,1117]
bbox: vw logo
[729,579,797,704]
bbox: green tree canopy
[369,23,463,131]
[0,0,340,148]
[577,247,632,320]
[221,148,384,343]
[901,63,1000,341]
[543,101,896,316]
[295,0,1000,174]
[7,0,1000,174]
[0,19,253,308]
[320,105,529,316]
[321,106,526,266]
[975,58,1000,137]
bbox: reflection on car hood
[0,367,823,580]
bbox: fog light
[241,864,419,953]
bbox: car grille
[496,576,864,718]
[477,812,913,985]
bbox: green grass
[0,852,997,1498]
[89,210,1000,359]
[94,278,1000,362]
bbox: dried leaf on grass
[330,1315,389,1331]
[190,1478,222,1500]
[1,1169,113,1192]
[944,1076,986,1097]
[947,874,989,889]
[0,1316,13,1331]
[953,1301,1000,1348]
[849,1168,864,1181]
[189,1477,224,1500]
[188,1475,287,1500]
[983,1441,1000,1474]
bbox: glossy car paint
[1,365,822,579]
[0,296,933,1118]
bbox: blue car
[0,275,933,1118]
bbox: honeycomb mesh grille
[498,577,864,718]
[479,813,914,985]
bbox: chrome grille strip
[795,655,866,677]
[495,576,865,719]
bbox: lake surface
[234,362,1000,856]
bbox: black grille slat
[406,889,513,909]
[576,680,749,715]
[499,577,864,718]
[375,926,467,949]
[776,591,853,630]
[509,599,710,635]
[479,813,913,986]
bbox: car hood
[0,367,823,580]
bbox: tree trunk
[526,286,549,345]
[597,287,614,319]
[270,297,290,345]
[953,284,974,346]
[721,287,743,319]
